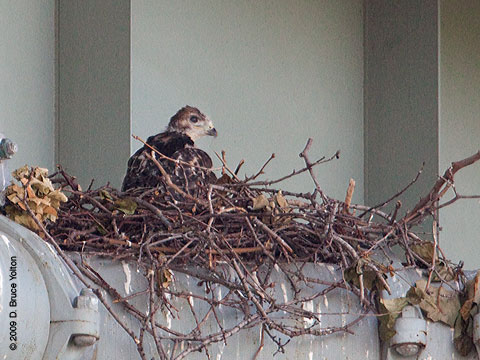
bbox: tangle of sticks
[31,139,480,359]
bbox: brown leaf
[378,297,408,341]
[12,212,40,233]
[26,185,36,198]
[344,259,378,291]
[252,194,269,210]
[274,191,288,209]
[12,165,30,180]
[33,167,49,179]
[454,313,475,356]
[47,189,68,204]
[432,262,455,282]
[157,269,173,289]
[29,177,53,196]
[43,206,58,217]
[469,270,480,304]
[16,200,26,211]
[7,192,23,205]
[411,241,437,264]
[460,271,480,320]
[408,280,460,327]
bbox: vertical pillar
[57,0,131,188]
[438,0,480,268]
[364,1,439,221]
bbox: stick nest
[6,139,480,359]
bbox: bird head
[167,106,217,141]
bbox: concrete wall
[131,0,365,202]
[0,0,55,172]
[438,0,480,269]
[364,0,439,217]
[57,0,131,188]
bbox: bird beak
[207,128,217,137]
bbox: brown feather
[121,106,216,195]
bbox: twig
[403,151,480,223]
[133,197,172,229]
[359,163,424,218]
[148,271,168,360]
[231,150,339,187]
[299,138,332,203]
[10,148,480,360]
[234,159,245,175]
[425,220,438,292]
[246,153,275,181]
[252,218,293,254]
[93,288,146,359]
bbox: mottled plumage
[122,106,217,196]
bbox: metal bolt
[73,334,98,347]
[72,288,99,347]
[74,288,99,311]
[0,138,17,159]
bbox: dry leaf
[157,269,173,289]
[43,205,58,216]
[12,165,30,180]
[48,189,68,203]
[411,241,437,264]
[5,165,69,235]
[460,271,480,320]
[252,194,269,210]
[274,191,288,209]
[407,280,460,327]
[378,296,409,341]
[454,313,475,356]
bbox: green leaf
[99,189,113,201]
[114,198,138,215]
[96,224,108,235]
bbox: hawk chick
[121,106,217,195]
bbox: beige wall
[439,0,480,269]
[0,0,55,172]
[131,0,365,202]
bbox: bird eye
[190,116,199,123]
